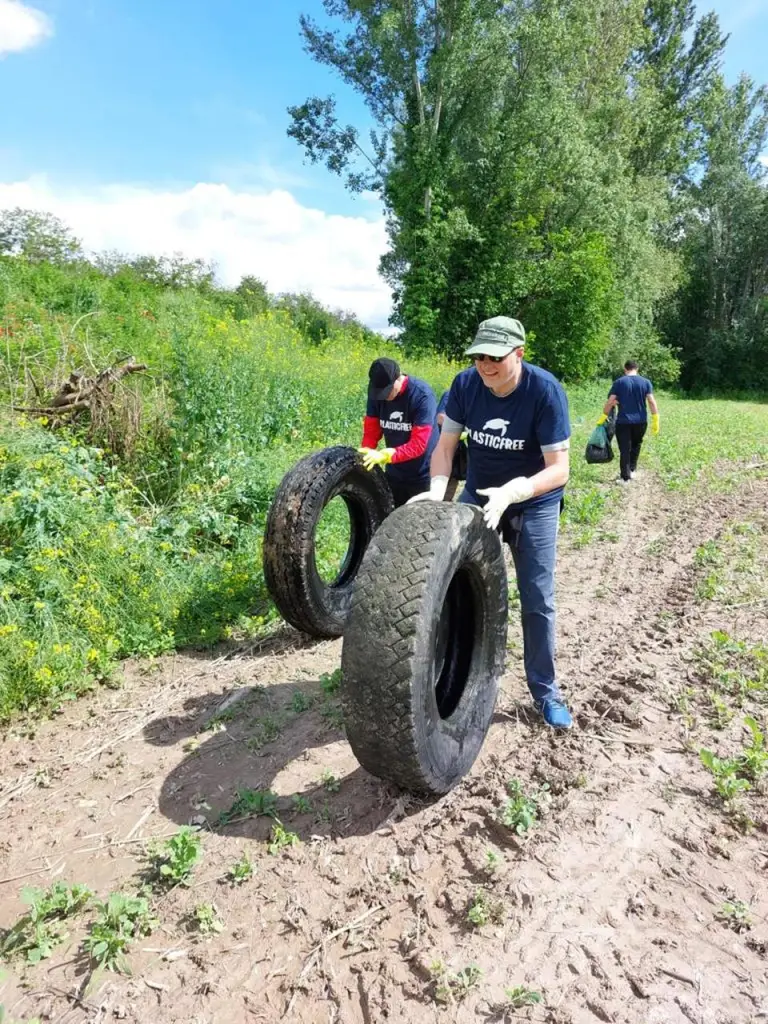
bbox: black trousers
[615,422,647,481]
[387,476,430,508]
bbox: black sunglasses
[472,353,506,363]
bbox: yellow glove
[358,447,395,471]
[596,413,608,426]
[651,413,660,436]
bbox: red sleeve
[391,424,433,464]
[362,416,383,448]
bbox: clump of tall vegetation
[0,215,457,720]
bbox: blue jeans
[461,491,561,704]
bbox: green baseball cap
[465,316,526,357]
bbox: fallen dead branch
[13,356,147,422]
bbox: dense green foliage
[2,252,767,722]
[0,252,450,719]
[288,0,767,390]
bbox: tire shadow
[168,622,326,664]
[144,677,433,843]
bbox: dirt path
[1,473,767,1024]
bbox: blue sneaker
[536,698,573,730]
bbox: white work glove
[406,475,449,504]
[476,477,534,530]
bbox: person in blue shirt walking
[598,360,659,483]
[358,356,439,507]
[410,316,573,730]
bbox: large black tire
[341,502,508,794]
[263,446,393,638]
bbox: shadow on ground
[144,674,433,843]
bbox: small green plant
[504,985,543,1009]
[193,902,224,936]
[320,768,341,792]
[0,882,92,963]
[696,633,768,706]
[694,540,726,600]
[268,821,300,856]
[147,827,202,887]
[202,706,238,732]
[484,848,502,874]
[499,779,549,835]
[466,889,505,928]
[290,690,313,713]
[388,856,404,883]
[259,715,282,742]
[291,793,312,814]
[739,716,768,780]
[695,540,722,567]
[708,691,734,729]
[319,668,342,695]
[716,899,752,933]
[699,749,750,803]
[672,686,696,719]
[430,961,482,1004]
[216,788,278,825]
[320,703,344,729]
[83,892,157,973]
[315,801,333,825]
[227,851,254,885]
[245,716,284,750]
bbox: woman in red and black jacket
[358,357,439,507]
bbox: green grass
[314,496,352,583]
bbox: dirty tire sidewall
[263,446,393,638]
[341,502,508,794]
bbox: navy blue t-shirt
[366,376,438,482]
[444,364,570,509]
[609,374,653,425]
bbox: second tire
[262,446,393,638]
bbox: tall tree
[669,74,768,390]
[628,0,727,183]
[288,1,520,349]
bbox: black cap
[368,357,400,401]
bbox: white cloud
[0,177,394,331]
[0,0,52,56]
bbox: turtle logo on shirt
[482,418,510,437]
[390,411,404,421]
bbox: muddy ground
[1,471,767,1024]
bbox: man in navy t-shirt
[598,360,659,483]
[410,316,573,730]
[358,357,439,507]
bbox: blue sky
[1,0,766,329]
[1,1,374,214]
